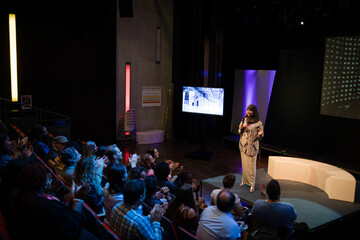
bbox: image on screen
[182,86,224,116]
[320,36,360,120]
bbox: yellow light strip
[9,14,18,102]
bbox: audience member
[175,171,201,203]
[44,135,69,166]
[110,179,163,240]
[103,163,127,225]
[197,189,244,240]
[165,159,183,181]
[210,173,244,219]
[1,132,32,183]
[146,148,160,162]
[137,153,156,176]
[0,132,12,180]
[8,162,97,240]
[59,147,81,186]
[127,166,147,180]
[251,179,308,239]
[0,152,29,222]
[67,140,83,155]
[95,145,107,158]
[104,144,123,177]
[73,156,104,214]
[164,183,200,235]
[28,124,50,160]
[154,161,178,195]
[144,175,170,208]
[83,141,98,157]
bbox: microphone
[242,115,248,122]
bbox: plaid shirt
[110,202,162,240]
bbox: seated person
[137,153,156,176]
[28,124,50,160]
[104,144,123,177]
[73,156,104,214]
[144,175,170,208]
[251,179,299,239]
[210,173,243,219]
[8,162,96,240]
[44,135,69,166]
[154,161,178,195]
[59,147,81,186]
[127,166,147,180]
[164,183,200,235]
[197,189,244,240]
[103,163,127,225]
[146,148,160,162]
[110,179,163,240]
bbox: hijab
[247,104,260,124]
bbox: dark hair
[105,144,118,160]
[67,141,83,154]
[179,171,192,185]
[19,162,48,196]
[61,147,80,166]
[123,179,145,205]
[154,161,170,181]
[146,148,155,158]
[138,154,154,170]
[222,173,236,189]
[247,104,260,123]
[164,183,196,219]
[216,189,235,212]
[266,179,281,202]
[96,146,107,157]
[29,124,46,142]
[144,175,158,198]
[107,164,127,194]
[128,167,140,180]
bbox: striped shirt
[110,202,162,240]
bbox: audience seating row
[4,124,200,240]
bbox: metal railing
[0,97,71,138]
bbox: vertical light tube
[9,14,18,102]
[125,63,131,112]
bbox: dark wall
[0,0,116,145]
[172,0,235,143]
[264,48,360,170]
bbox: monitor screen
[320,36,360,120]
[182,86,224,116]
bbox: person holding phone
[238,104,264,193]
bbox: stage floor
[202,168,360,230]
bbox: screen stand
[184,116,212,161]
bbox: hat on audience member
[54,136,69,143]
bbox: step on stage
[202,168,360,238]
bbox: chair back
[0,210,11,240]
[141,202,152,216]
[82,202,105,240]
[177,226,199,240]
[101,222,121,240]
[160,216,178,240]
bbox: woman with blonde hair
[73,155,104,214]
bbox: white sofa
[268,156,356,203]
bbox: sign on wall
[142,86,161,107]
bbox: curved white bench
[136,129,165,144]
[268,156,356,203]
